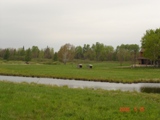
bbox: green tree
[129,44,140,65]
[91,42,114,61]
[31,46,39,58]
[116,44,139,65]
[93,42,104,61]
[39,49,44,60]
[16,47,25,60]
[75,46,83,59]
[25,48,32,63]
[0,49,3,58]
[3,49,10,60]
[97,45,114,61]
[117,47,128,66]
[83,44,92,60]
[141,28,160,66]
[44,46,53,59]
[53,52,58,61]
[8,48,16,60]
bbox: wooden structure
[137,49,160,67]
[137,49,153,65]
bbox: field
[0,81,160,120]
[0,60,160,83]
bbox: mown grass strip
[0,61,160,83]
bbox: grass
[0,61,160,83]
[0,81,160,120]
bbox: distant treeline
[0,42,139,64]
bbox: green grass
[0,61,160,83]
[0,81,160,120]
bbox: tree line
[0,43,140,65]
[0,46,54,62]
[58,42,140,65]
[1,28,160,65]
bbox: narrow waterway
[0,75,160,92]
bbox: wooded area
[0,43,139,65]
[1,28,160,65]
[141,28,160,66]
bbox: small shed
[138,49,153,65]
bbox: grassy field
[0,61,160,83]
[0,81,160,120]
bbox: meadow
[0,60,160,83]
[0,81,160,120]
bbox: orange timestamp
[120,107,145,112]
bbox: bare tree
[58,43,75,64]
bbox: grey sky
[0,0,160,51]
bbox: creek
[0,75,160,93]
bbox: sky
[0,0,160,52]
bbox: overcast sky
[0,0,160,51]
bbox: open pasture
[0,61,160,83]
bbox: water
[0,75,160,92]
[140,87,160,93]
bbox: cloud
[0,0,160,51]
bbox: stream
[0,75,160,92]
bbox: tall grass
[0,81,160,120]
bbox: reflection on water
[0,75,160,93]
[141,87,160,93]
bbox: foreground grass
[0,81,160,120]
[0,61,160,83]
